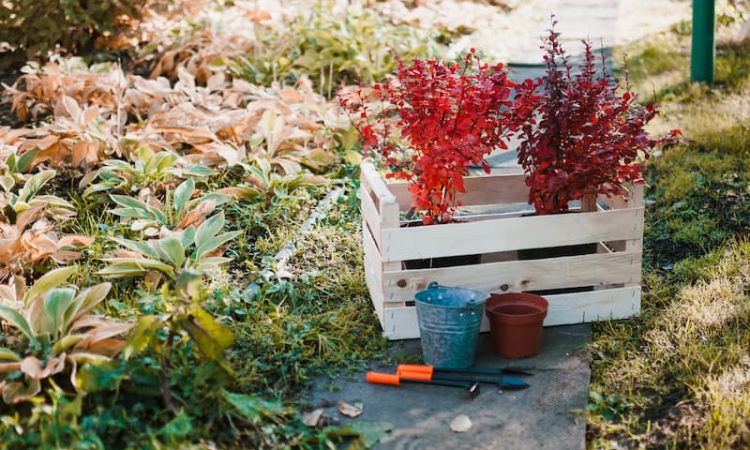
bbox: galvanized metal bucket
[415,282,489,369]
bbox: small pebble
[449,414,472,433]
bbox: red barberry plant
[340,50,534,224]
[516,24,681,215]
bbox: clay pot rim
[486,292,549,320]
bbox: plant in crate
[513,25,680,266]
[516,26,681,217]
[341,50,534,226]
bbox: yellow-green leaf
[123,315,161,360]
[23,266,76,307]
[178,306,233,361]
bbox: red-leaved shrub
[516,25,680,214]
[340,51,533,224]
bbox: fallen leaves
[338,401,364,418]
[303,408,326,427]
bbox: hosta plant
[0,147,41,182]
[0,208,93,284]
[0,266,132,404]
[515,27,680,214]
[248,110,339,175]
[340,50,530,224]
[98,212,240,285]
[108,178,233,236]
[221,158,328,207]
[0,168,75,224]
[81,147,214,197]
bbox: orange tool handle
[397,370,433,381]
[397,364,434,377]
[366,372,401,386]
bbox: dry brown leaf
[113,249,143,258]
[176,199,216,229]
[0,362,21,374]
[0,214,88,279]
[144,270,163,287]
[2,378,40,404]
[57,235,95,248]
[50,250,83,264]
[303,408,326,427]
[20,355,66,380]
[338,401,363,418]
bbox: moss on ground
[589,8,750,449]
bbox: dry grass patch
[589,241,750,448]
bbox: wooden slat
[380,200,400,230]
[360,187,382,247]
[610,184,645,251]
[381,306,419,340]
[360,162,397,205]
[364,266,385,326]
[628,184,645,207]
[380,207,644,262]
[362,219,383,279]
[360,162,400,237]
[381,251,642,302]
[363,224,385,324]
[545,286,641,326]
[380,286,640,340]
[388,173,529,210]
[599,183,644,210]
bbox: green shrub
[231,3,442,96]
[0,0,142,70]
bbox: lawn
[588,10,750,449]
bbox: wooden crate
[360,162,644,340]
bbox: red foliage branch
[340,51,532,224]
[516,24,681,215]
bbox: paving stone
[308,325,591,450]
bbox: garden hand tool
[398,364,533,377]
[397,364,531,391]
[366,372,481,400]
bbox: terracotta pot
[485,293,548,359]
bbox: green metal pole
[691,0,716,84]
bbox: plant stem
[161,331,177,414]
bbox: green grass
[588,13,750,449]
[590,242,750,449]
[0,164,387,448]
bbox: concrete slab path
[310,325,591,450]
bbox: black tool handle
[435,367,533,377]
[430,374,529,390]
[402,379,472,389]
